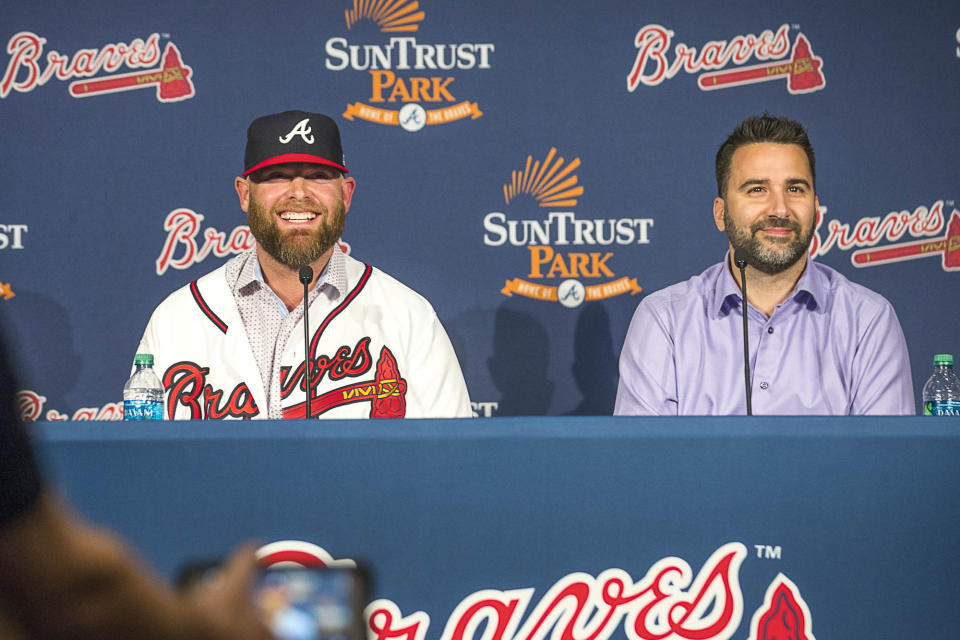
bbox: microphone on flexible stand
[298,265,314,420]
[733,249,752,416]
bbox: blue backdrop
[2,1,959,417]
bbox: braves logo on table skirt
[256,540,816,640]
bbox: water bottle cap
[933,354,954,366]
[134,353,155,366]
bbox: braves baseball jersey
[136,252,472,419]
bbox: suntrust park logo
[627,23,825,94]
[326,0,491,131]
[484,149,649,308]
[1,31,194,102]
[258,540,817,640]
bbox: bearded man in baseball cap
[134,111,471,420]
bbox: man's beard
[723,207,813,275]
[247,196,346,268]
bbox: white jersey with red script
[135,253,472,419]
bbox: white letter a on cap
[279,118,315,144]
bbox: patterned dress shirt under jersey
[228,246,345,419]
[614,255,915,415]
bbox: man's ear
[340,176,356,212]
[713,197,726,231]
[234,177,250,213]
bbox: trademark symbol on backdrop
[754,544,782,560]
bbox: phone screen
[255,567,368,640]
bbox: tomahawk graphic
[698,33,824,94]
[68,43,194,102]
[282,347,407,419]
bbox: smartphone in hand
[256,565,370,640]
[178,561,370,640]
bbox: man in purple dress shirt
[615,114,914,415]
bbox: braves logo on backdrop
[812,199,960,272]
[2,31,195,102]
[326,0,492,131]
[484,149,649,308]
[154,208,351,275]
[257,540,816,639]
[627,24,825,95]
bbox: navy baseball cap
[242,110,348,177]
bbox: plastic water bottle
[921,354,960,416]
[123,353,164,420]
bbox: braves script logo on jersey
[812,200,960,272]
[484,149,649,307]
[162,338,407,419]
[164,362,260,419]
[2,31,194,102]
[627,24,825,95]
[326,1,491,131]
[280,340,408,419]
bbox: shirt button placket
[753,319,775,400]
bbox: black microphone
[733,249,753,416]
[298,265,313,420]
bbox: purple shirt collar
[711,251,823,319]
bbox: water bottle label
[923,401,960,416]
[123,399,163,420]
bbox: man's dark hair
[715,114,815,198]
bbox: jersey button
[759,381,769,390]
[767,326,774,334]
